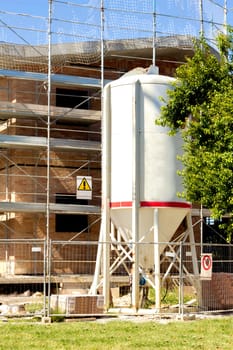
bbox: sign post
[200,253,212,280]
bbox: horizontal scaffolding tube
[0,134,100,151]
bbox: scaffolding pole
[152,0,156,67]
[46,0,52,317]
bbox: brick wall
[0,53,184,275]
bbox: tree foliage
[158,34,233,238]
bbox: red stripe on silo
[110,201,191,208]
[140,201,192,208]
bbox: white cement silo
[101,69,194,310]
[110,73,183,206]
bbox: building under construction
[0,1,232,315]
[0,35,194,274]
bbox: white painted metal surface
[100,70,195,310]
[105,72,191,267]
[109,73,184,205]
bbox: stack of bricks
[51,294,104,315]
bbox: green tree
[158,34,233,238]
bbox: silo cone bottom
[110,206,190,271]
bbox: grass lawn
[0,317,232,350]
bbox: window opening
[56,88,89,109]
[55,193,88,233]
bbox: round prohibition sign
[202,254,212,271]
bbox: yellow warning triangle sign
[78,177,91,191]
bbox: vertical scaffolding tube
[86,0,106,298]
[101,0,105,92]
[46,0,52,314]
[101,0,111,310]
[152,0,156,67]
[224,0,227,34]
[199,0,204,37]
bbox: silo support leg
[154,208,161,312]
[186,212,201,295]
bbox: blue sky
[0,0,230,46]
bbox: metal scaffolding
[0,0,230,314]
